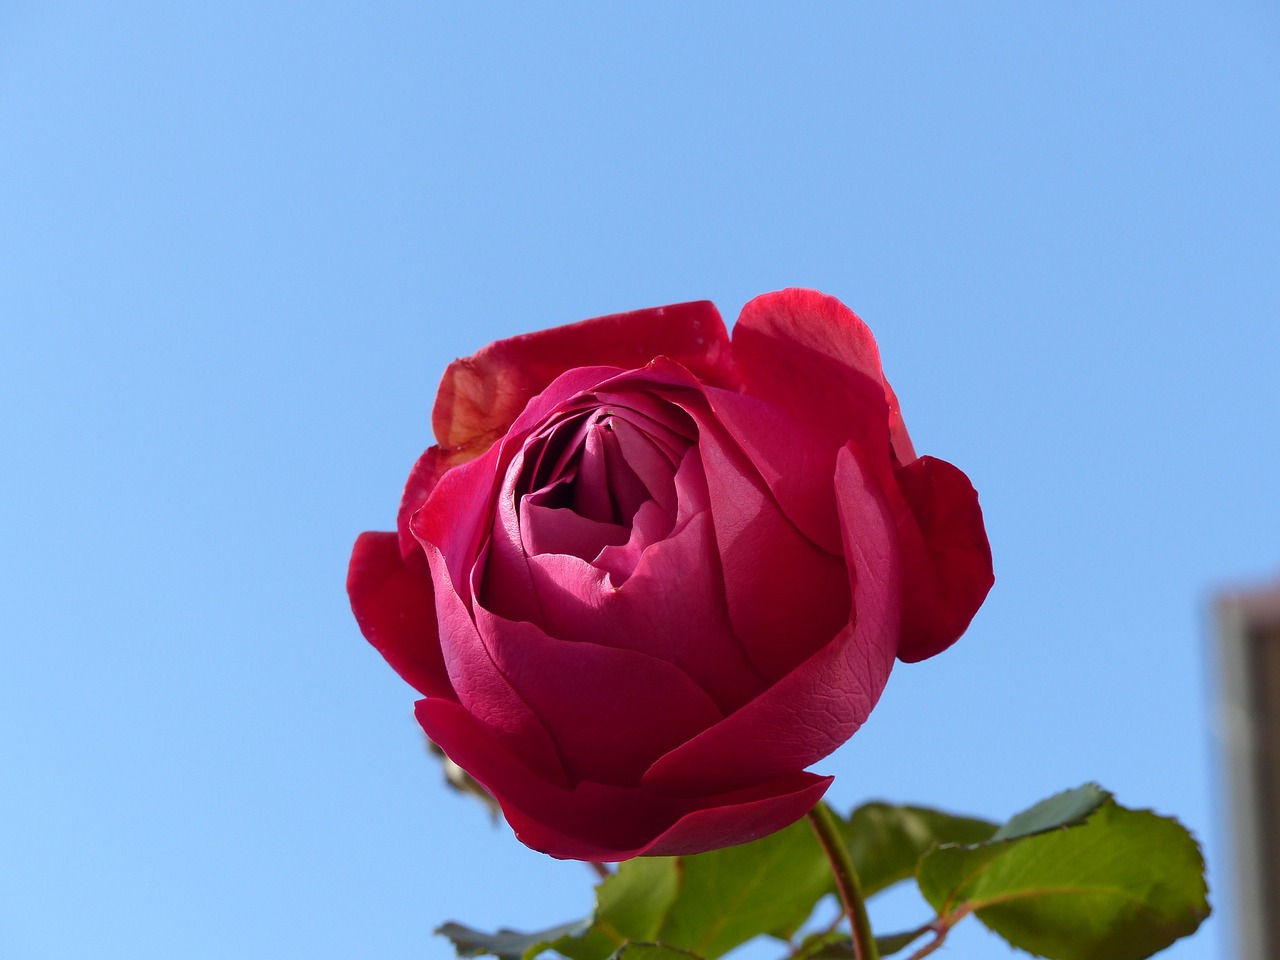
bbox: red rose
[348,289,993,861]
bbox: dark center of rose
[513,398,695,569]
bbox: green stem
[806,802,879,960]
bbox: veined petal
[642,444,899,795]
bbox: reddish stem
[806,803,878,960]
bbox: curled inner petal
[503,395,697,581]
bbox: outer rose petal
[687,404,851,681]
[633,775,832,857]
[417,696,833,861]
[643,444,900,795]
[471,604,725,786]
[733,289,993,662]
[732,289,895,484]
[347,531,452,699]
[882,378,917,465]
[701,384,843,555]
[432,300,739,464]
[421,540,572,787]
[396,447,451,560]
[892,456,994,662]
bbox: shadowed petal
[892,456,994,662]
[608,416,681,514]
[521,495,629,563]
[348,531,451,699]
[422,542,570,787]
[472,605,724,785]
[732,290,990,662]
[689,406,851,681]
[636,773,831,857]
[410,440,503,609]
[702,385,843,556]
[396,447,451,560]
[417,697,832,861]
[592,498,675,584]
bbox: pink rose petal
[422,541,570,787]
[642,444,899,796]
[523,505,767,714]
[472,604,724,785]
[688,404,852,681]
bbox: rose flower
[348,289,993,861]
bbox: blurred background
[2,3,1277,958]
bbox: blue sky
[2,3,1277,958]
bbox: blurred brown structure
[1218,578,1280,960]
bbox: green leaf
[987,782,1108,842]
[873,924,934,957]
[841,801,997,896]
[606,944,703,960]
[437,919,593,960]
[788,930,850,960]
[549,922,619,960]
[657,818,831,959]
[598,859,682,939]
[792,925,932,960]
[914,784,1113,922]
[440,860,680,960]
[555,859,681,960]
[917,794,1210,960]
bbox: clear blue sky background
[2,4,1277,959]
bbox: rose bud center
[507,397,698,588]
